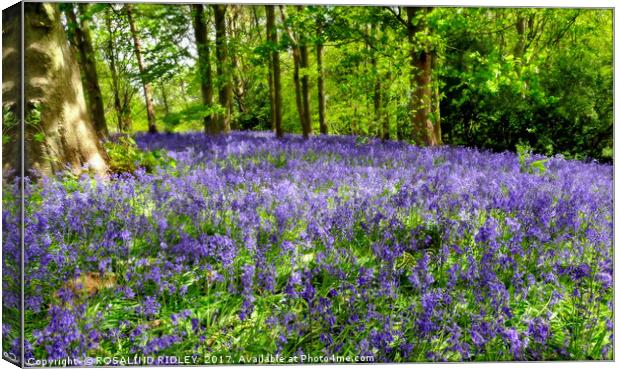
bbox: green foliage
[517,143,548,174]
[162,103,219,132]
[103,135,176,173]
[85,4,610,162]
[440,8,612,162]
[2,105,18,145]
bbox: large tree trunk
[316,16,327,135]
[65,4,108,138]
[192,4,214,134]
[212,4,232,133]
[126,4,157,133]
[406,7,438,146]
[2,3,108,176]
[265,5,283,138]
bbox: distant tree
[280,5,311,139]
[192,4,214,134]
[406,7,440,146]
[212,4,232,133]
[265,5,283,138]
[316,11,327,135]
[125,3,158,133]
[101,5,134,133]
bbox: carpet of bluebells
[2,132,614,363]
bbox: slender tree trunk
[228,5,245,129]
[266,5,283,138]
[316,17,327,135]
[103,8,124,133]
[159,83,169,115]
[292,51,306,138]
[382,71,391,141]
[192,4,214,134]
[280,6,307,139]
[431,55,443,145]
[126,4,157,133]
[352,103,359,135]
[5,3,108,176]
[373,64,382,139]
[407,7,437,146]
[213,4,232,133]
[299,27,312,136]
[433,81,442,144]
[369,24,381,139]
[267,58,276,132]
[266,8,275,132]
[65,4,108,138]
[514,14,527,58]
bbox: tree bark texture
[5,3,109,176]
[406,7,439,146]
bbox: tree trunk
[3,3,108,176]
[432,56,443,145]
[159,83,169,115]
[213,4,232,133]
[267,56,276,132]
[291,47,306,138]
[266,5,283,138]
[299,35,312,136]
[316,17,327,135]
[382,71,391,141]
[65,4,108,138]
[228,5,245,129]
[279,6,307,139]
[370,24,381,139]
[433,82,442,145]
[373,66,382,139]
[514,14,527,58]
[126,4,157,133]
[103,7,131,133]
[192,4,214,134]
[407,7,437,146]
